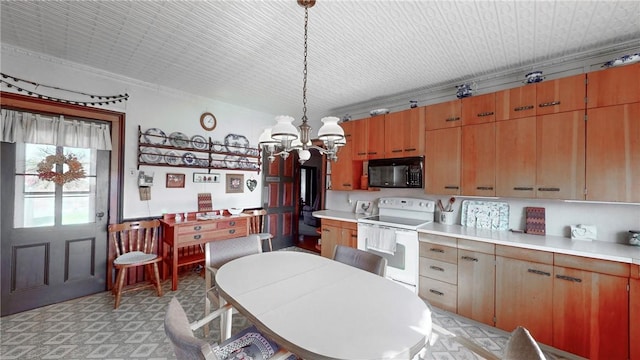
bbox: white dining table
[215,251,432,360]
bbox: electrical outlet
[129,168,135,176]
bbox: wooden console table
[160,212,249,291]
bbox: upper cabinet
[587,62,640,108]
[425,127,461,195]
[586,102,640,202]
[496,84,537,120]
[462,93,496,125]
[330,121,359,191]
[384,107,425,158]
[352,115,385,160]
[461,123,496,196]
[496,116,537,198]
[536,74,586,115]
[425,99,462,130]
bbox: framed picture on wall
[193,173,220,183]
[166,173,185,188]
[226,173,244,193]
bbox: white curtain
[0,109,112,150]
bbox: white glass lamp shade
[317,116,345,142]
[258,128,279,147]
[271,115,299,141]
[298,149,312,163]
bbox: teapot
[628,230,640,246]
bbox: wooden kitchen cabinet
[456,239,495,326]
[425,99,462,130]
[495,116,536,198]
[536,73,586,115]
[384,107,425,158]
[536,110,585,200]
[418,234,458,313]
[320,219,357,258]
[631,264,640,360]
[495,245,554,345]
[352,119,369,161]
[425,127,461,195]
[553,254,629,360]
[496,84,537,121]
[366,114,386,160]
[462,92,496,125]
[461,123,495,196]
[585,102,640,202]
[587,62,640,108]
[330,121,360,191]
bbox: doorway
[296,146,324,253]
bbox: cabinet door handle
[357,152,367,156]
[429,248,444,253]
[539,101,561,108]
[477,111,494,117]
[342,183,351,187]
[461,256,478,262]
[538,187,560,192]
[404,148,417,152]
[228,229,236,234]
[444,186,460,190]
[476,186,494,190]
[513,187,534,191]
[556,274,582,283]
[392,149,403,153]
[229,221,236,226]
[193,234,202,240]
[193,225,202,231]
[429,265,445,272]
[429,289,444,296]
[367,152,378,155]
[513,105,534,112]
[528,268,551,277]
[445,117,461,122]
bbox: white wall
[1,46,276,219]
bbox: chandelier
[258,0,345,165]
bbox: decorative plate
[224,155,241,169]
[182,152,197,166]
[224,133,250,154]
[191,135,208,150]
[164,150,181,165]
[169,132,190,148]
[143,128,167,145]
[212,160,225,168]
[212,140,225,153]
[237,156,251,169]
[460,200,509,231]
[140,147,162,163]
[198,158,209,167]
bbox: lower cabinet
[420,234,633,359]
[319,219,357,258]
[495,245,554,345]
[631,265,640,360]
[457,239,495,326]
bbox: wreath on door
[37,154,86,185]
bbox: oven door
[357,223,418,292]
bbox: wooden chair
[165,297,294,360]
[108,220,163,309]
[332,244,387,277]
[243,209,273,251]
[204,234,262,339]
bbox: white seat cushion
[504,326,546,360]
[114,251,157,265]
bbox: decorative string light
[0,72,129,106]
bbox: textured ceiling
[1,1,640,121]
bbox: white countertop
[313,210,640,265]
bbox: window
[14,143,97,228]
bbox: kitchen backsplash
[326,189,640,245]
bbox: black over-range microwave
[367,156,423,188]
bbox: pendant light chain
[301,5,309,124]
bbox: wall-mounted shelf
[136,126,261,173]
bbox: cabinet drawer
[419,242,457,263]
[458,238,495,254]
[419,276,457,313]
[176,231,218,245]
[419,233,457,247]
[419,258,457,284]
[554,253,630,277]
[216,218,246,229]
[496,245,553,264]
[176,222,218,234]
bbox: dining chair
[243,209,273,251]
[204,234,262,338]
[108,219,163,309]
[165,297,294,360]
[332,244,387,277]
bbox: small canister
[629,230,640,246]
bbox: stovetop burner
[357,197,436,230]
